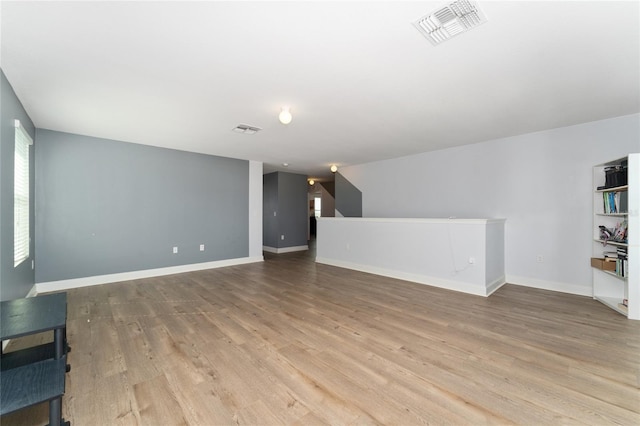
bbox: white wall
[340,114,640,296]
[249,160,264,260]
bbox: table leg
[54,328,64,359]
[49,396,62,426]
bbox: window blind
[14,120,33,267]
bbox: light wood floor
[4,247,640,425]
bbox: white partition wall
[316,218,506,297]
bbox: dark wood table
[1,292,69,426]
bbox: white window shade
[14,120,33,267]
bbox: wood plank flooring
[3,247,640,425]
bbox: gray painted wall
[263,172,278,248]
[278,172,308,247]
[335,172,362,217]
[1,70,36,300]
[319,182,336,218]
[35,130,249,283]
[263,172,308,249]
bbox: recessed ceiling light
[279,106,292,125]
[283,163,289,167]
[232,124,261,134]
[413,0,487,46]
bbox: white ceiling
[1,1,639,179]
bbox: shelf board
[595,213,628,217]
[594,239,628,247]
[595,185,628,193]
[591,266,627,281]
[594,296,628,317]
[596,268,627,281]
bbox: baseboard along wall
[36,256,264,294]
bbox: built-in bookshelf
[592,154,639,319]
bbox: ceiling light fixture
[283,163,289,167]
[330,165,338,173]
[279,106,292,125]
[232,124,261,134]
[413,0,488,46]
[308,179,315,186]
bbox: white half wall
[316,217,506,297]
[339,114,640,296]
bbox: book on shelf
[613,221,628,242]
[598,221,628,244]
[620,191,628,213]
[616,247,628,278]
[601,191,628,214]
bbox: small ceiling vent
[413,0,487,46]
[232,124,261,135]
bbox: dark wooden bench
[1,356,68,425]
[1,293,70,426]
[2,341,71,372]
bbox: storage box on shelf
[590,257,616,272]
[592,154,639,320]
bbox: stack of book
[616,247,628,278]
[605,248,628,278]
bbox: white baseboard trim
[36,256,264,293]
[263,245,308,254]
[506,275,592,297]
[26,284,38,298]
[315,257,492,297]
[486,276,507,296]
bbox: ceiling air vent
[232,124,261,135]
[413,0,487,46]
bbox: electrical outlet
[173,246,178,254]
[200,244,205,251]
[468,257,475,264]
[536,255,543,263]
[281,235,285,240]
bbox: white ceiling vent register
[232,124,261,135]
[413,0,487,46]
